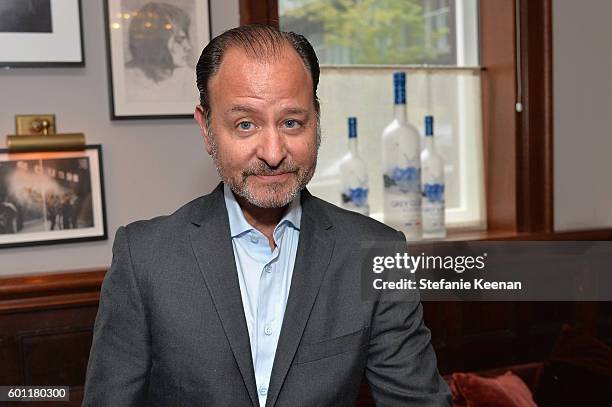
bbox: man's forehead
[210,43,312,86]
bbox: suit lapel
[265,190,336,407]
[189,183,259,407]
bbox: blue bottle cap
[348,117,357,138]
[425,116,434,136]
[393,72,406,105]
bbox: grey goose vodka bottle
[340,117,370,215]
[421,116,446,238]
[382,72,422,239]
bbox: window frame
[480,0,554,235]
[240,0,555,239]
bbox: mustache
[242,162,299,177]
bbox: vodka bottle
[340,117,370,215]
[421,116,446,238]
[382,72,422,239]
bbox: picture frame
[104,0,211,119]
[0,0,84,67]
[0,145,107,249]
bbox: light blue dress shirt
[223,185,301,407]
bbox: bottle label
[383,193,422,236]
[422,183,445,233]
[423,183,445,203]
[383,166,421,194]
[383,165,422,237]
[341,187,369,215]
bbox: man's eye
[238,121,253,130]
[284,119,301,129]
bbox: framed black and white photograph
[0,145,107,249]
[0,0,84,67]
[104,0,211,119]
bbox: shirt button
[264,265,272,273]
[250,234,259,244]
[259,386,268,396]
[264,326,272,335]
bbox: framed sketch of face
[0,146,107,249]
[0,0,84,67]
[104,0,211,119]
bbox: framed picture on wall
[104,0,211,119]
[0,0,84,67]
[0,145,107,249]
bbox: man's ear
[194,105,214,156]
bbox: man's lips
[253,172,292,182]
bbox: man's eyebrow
[282,107,309,115]
[226,105,259,114]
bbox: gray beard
[208,130,317,208]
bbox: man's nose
[256,127,287,168]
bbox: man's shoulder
[308,194,402,242]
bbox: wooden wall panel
[0,270,103,407]
[21,328,93,385]
[0,337,22,385]
[1,261,610,404]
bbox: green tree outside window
[280,0,453,65]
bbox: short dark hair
[196,24,320,114]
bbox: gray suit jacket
[83,183,451,406]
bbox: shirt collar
[223,183,302,238]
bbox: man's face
[195,44,319,208]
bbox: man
[83,25,451,406]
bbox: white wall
[554,0,612,231]
[0,0,239,275]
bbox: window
[279,0,485,229]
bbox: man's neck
[234,194,289,250]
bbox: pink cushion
[451,371,538,407]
